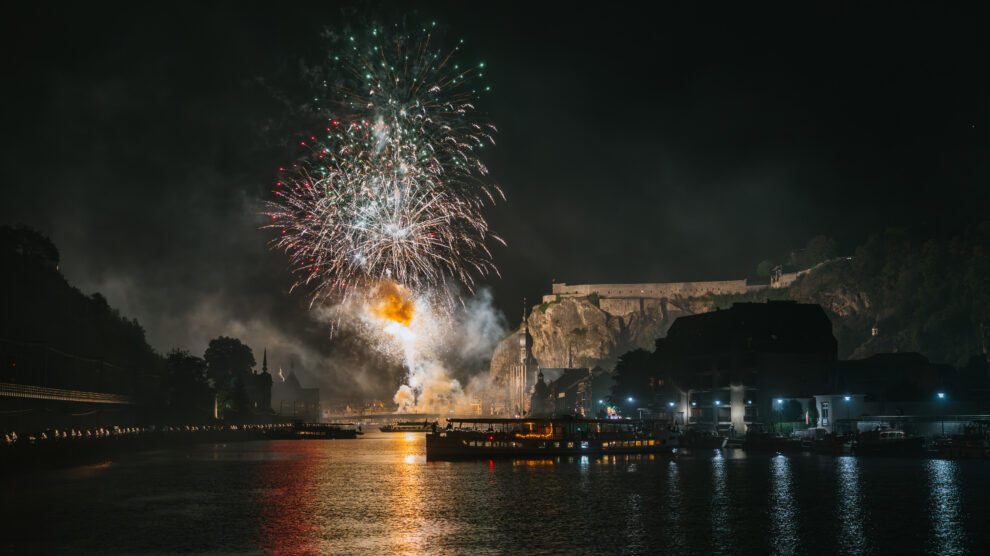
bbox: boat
[290,422,360,439]
[852,429,926,456]
[678,429,728,449]
[425,417,677,460]
[379,421,435,433]
[742,431,803,452]
[813,433,853,455]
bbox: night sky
[2,3,988,397]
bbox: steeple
[519,298,531,365]
[262,348,268,374]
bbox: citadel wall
[546,279,751,305]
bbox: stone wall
[551,279,750,300]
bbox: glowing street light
[936,392,946,434]
[627,397,634,403]
[668,402,675,408]
[844,395,851,402]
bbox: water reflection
[770,455,799,554]
[255,441,322,553]
[711,451,730,550]
[665,460,684,550]
[835,457,866,553]
[927,459,966,554]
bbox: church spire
[262,348,268,374]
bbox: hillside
[490,223,990,379]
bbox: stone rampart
[551,279,750,300]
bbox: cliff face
[494,295,708,376]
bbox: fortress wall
[772,268,811,289]
[552,280,750,299]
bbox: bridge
[0,382,134,405]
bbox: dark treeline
[712,222,990,367]
[1,225,271,426]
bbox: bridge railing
[0,382,134,405]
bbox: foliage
[0,225,162,383]
[790,223,990,366]
[163,349,214,418]
[756,259,774,279]
[537,294,562,313]
[609,349,657,406]
[586,292,600,307]
[204,337,256,387]
[789,235,838,270]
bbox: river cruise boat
[379,421,435,433]
[425,417,677,460]
[290,422,360,439]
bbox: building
[491,302,539,416]
[814,353,988,434]
[657,301,837,433]
[543,367,615,417]
[272,367,320,422]
[244,349,273,413]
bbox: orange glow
[370,281,415,326]
[515,433,552,439]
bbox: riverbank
[0,424,299,473]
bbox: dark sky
[2,3,988,397]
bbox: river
[2,432,987,554]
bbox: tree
[790,235,838,269]
[756,259,774,279]
[610,349,658,408]
[204,337,255,418]
[204,337,256,389]
[163,349,214,419]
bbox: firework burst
[264,22,503,308]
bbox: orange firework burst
[370,281,415,326]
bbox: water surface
[2,432,987,554]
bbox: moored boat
[380,421,435,433]
[679,429,728,449]
[426,417,677,460]
[291,422,360,439]
[853,429,926,456]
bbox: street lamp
[936,392,946,435]
[668,402,675,408]
[627,396,634,403]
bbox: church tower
[508,299,538,415]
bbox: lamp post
[936,392,946,435]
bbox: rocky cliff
[492,222,990,380]
[493,295,710,376]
